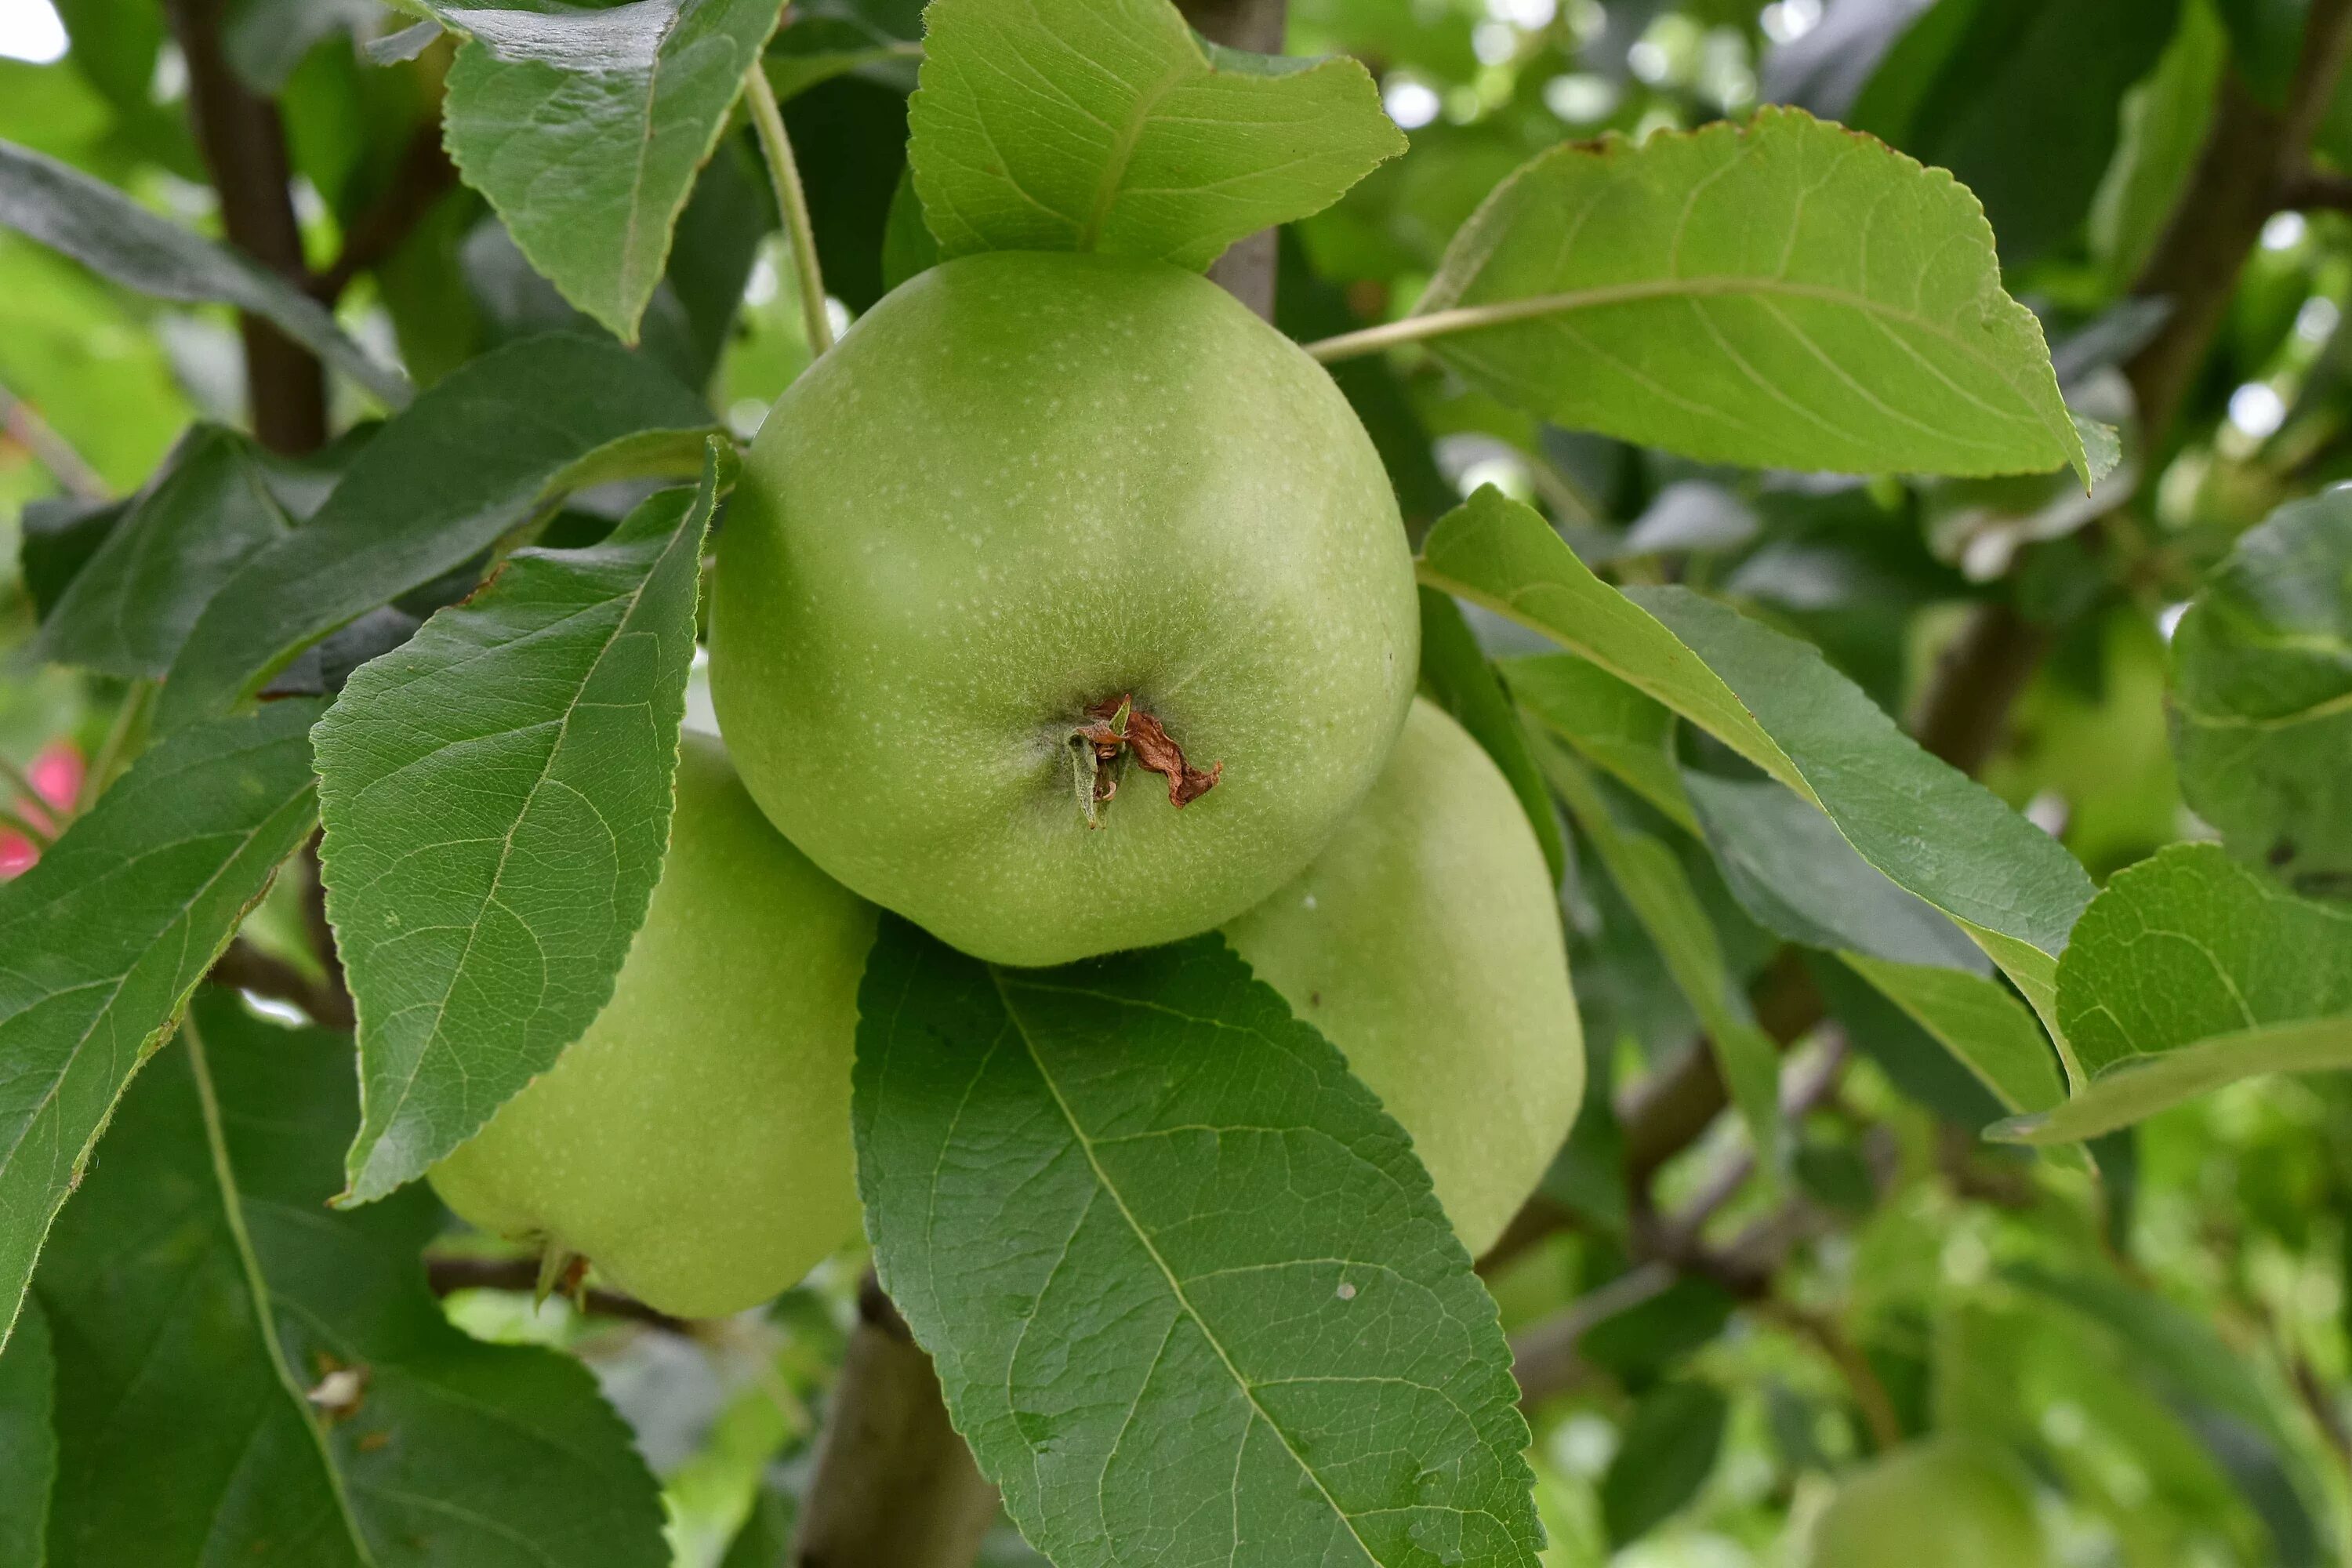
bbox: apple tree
[0,0,2348,1564]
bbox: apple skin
[429,734,876,1319]
[711,251,1418,968]
[1806,1439,2048,1568]
[1223,698,1584,1258]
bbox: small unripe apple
[1223,698,1584,1257]
[430,735,875,1319]
[711,251,1419,967]
[1806,1439,2048,1568]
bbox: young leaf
[854,917,1544,1568]
[909,0,1403,270]
[0,1298,50,1568]
[1417,587,1565,882]
[1342,109,2101,484]
[1680,771,1988,973]
[2169,491,2352,900]
[1537,740,1785,1175]
[0,699,323,1348]
[0,139,411,408]
[1425,488,2097,1058]
[28,424,291,679]
[419,0,788,341]
[318,461,717,1204]
[34,993,668,1567]
[1991,845,2352,1144]
[158,335,718,733]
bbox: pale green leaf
[0,699,323,1349]
[908,0,1403,269]
[1537,739,1785,1172]
[0,139,411,408]
[36,993,668,1567]
[855,917,1544,1568]
[317,461,717,1204]
[1501,652,1697,833]
[28,424,290,680]
[1417,588,1564,882]
[1393,108,2100,482]
[1992,1015,2352,1145]
[1421,488,2097,1060]
[157,334,719,734]
[0,1298,49,1568]
[2170,490,2352,900]
[423,0,789,340]
[1839,953,2066,1123]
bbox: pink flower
[3,739,85,880]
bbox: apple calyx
[1067,693,1222,829]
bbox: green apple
[429,734,876,1319]
[711,251,1418,968]
[1806,1439,2048,1568]
[1223,698,1584,1258]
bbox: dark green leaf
[2213,0,2307,107]
[318,460,717,1203]
[419,0,787,340]
[1396,110,2103,483]
[1849,0,2182,265]
[1837,953,2064,1123]
[783,76,908,313]
[16,495,129,622]
[0,1298,49,1568]
[1417,588,1565,882]
[765,12,920,100]
[29,426,291,680]
[2170,490,2352,901]
[36,992,668,1567]
[157,334,718,733]
[2089,0,2222,286]
[0,699,323,1348]
[0,139,410,407]
[1504,654,1695,833]
[1599,1380,1727,1546]
[878,162,938,292]
[855,917,1544,1568]
[909,0,1403,270]
[1424,488,2097,1058]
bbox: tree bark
[790,1275,1000,1568]
[164,0,328,454]
[1175,0,1290,320]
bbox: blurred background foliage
[2,0,2350,1564]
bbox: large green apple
[429,734,876,1319]
[1223,698,1584,1257]
[1806,1439,2048,1567]
[711,251,1419,967]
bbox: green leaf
[1838,953,2066,1124]
[317,459,717,1205]
[0,139,410,408]
[1537,739,1785,1174]
[1988,844,2352,1143]
[1417,588,1565,883]
[1680,771,1987,972]
[1422,488,2097,1059]
[2169,490,2352,901]
[854,917,1544,1568]
[1848,0,2182,267]
[908,0,1403,270]
[157,334,719,734]
[765,13,920,100]
[2089,0,2223,287]
[0,699,323,1349]
[36,992,669,1567]
[420,0,788,341]
[27,425,291,679]
[1501,654,1696,833]
[1394,108,2100,484]
[0,1298,50,1568]
[1599,1380,1726,1547]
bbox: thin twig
[310,125,459,303]
[0,806,51,847]
[1508,1260,1677,1407]
[744,59,834,358]
[0,379,107,501]
[423,1255,694,1334]
[2281,169,2352,212]
[1754,1299,1906,1453]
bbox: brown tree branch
[423,1255,692,1334]
[1175,0,1288,320]
[311,125,460,304]
[792,1273,1000,1568]
[0,376,107,500]
[1909,601,2051,775]
[296,832,354,1024]
[2280,169,2352,212]
[165,0,328,454]
[2126,0,2352,449]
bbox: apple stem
[743,55,834,358]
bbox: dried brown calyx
[1067,694,1222,828]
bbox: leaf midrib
[990,968,1381,1567]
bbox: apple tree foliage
[0,0,2348,1563]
